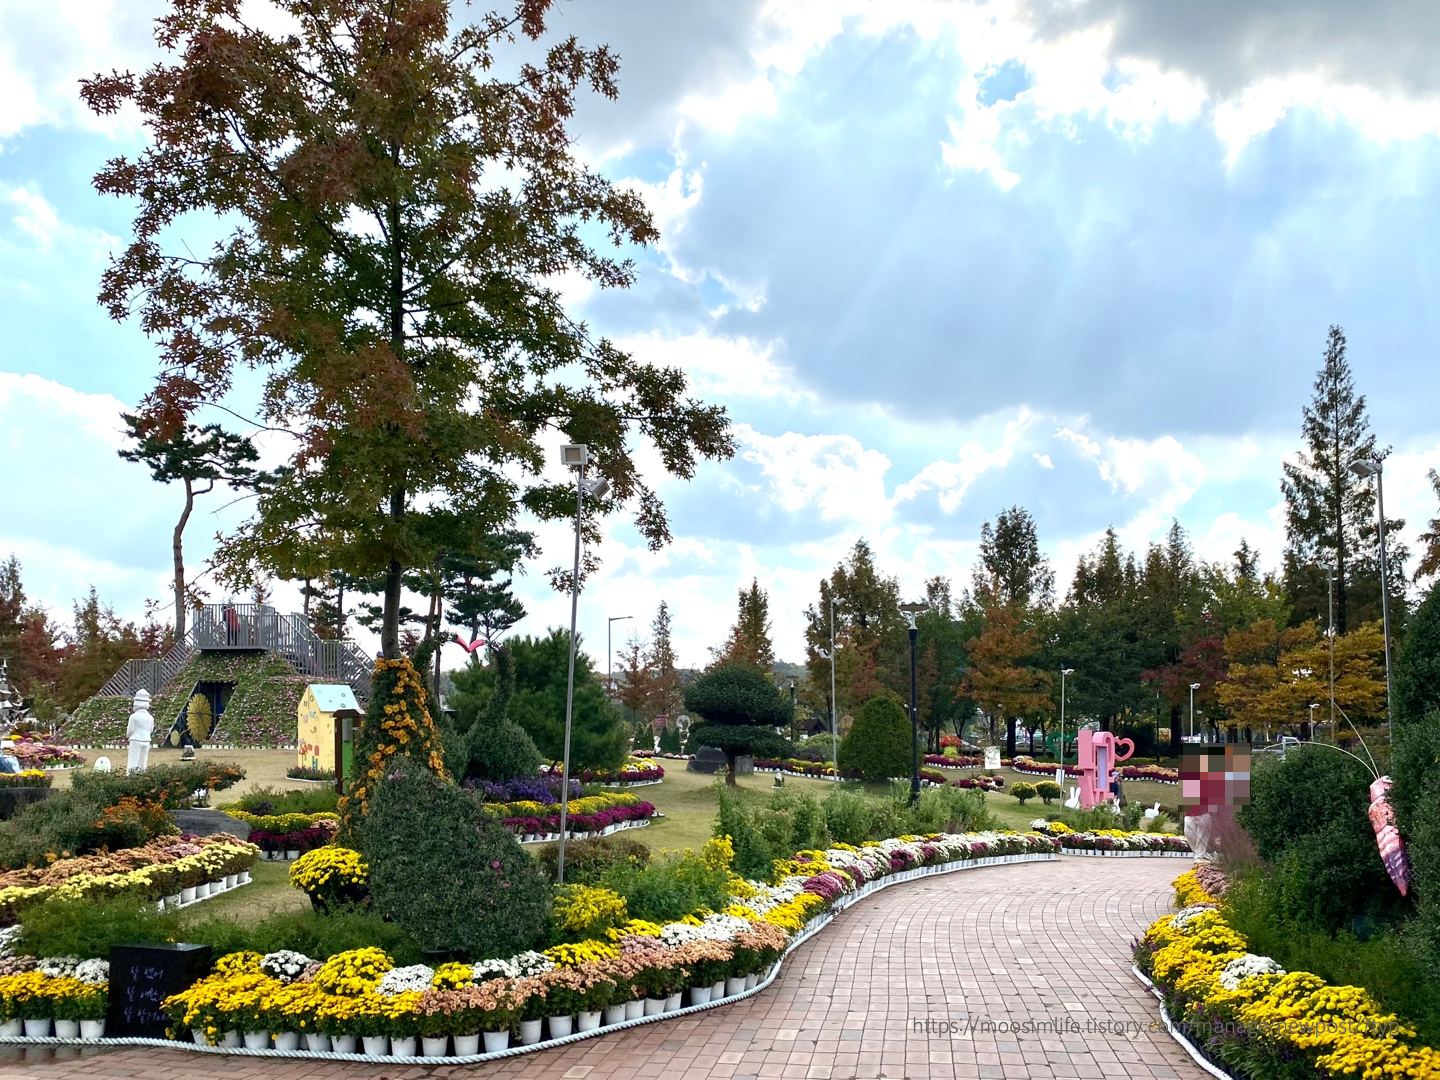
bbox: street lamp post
[827,596,839,769]
[1349,457,1394,731]
[606,615,633,696]
[1324,565,1336,737]
[900,603,926,804]
[1189,683,1201,742]
[1308,703,1320,741]
[1058,668,1075,786]
[556,444,609,886]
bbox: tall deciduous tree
[0,557,64,716]
[974,506,1054,610]
[801,540,904,721]
[960,593,1052,756]
[85,0,732,660]
[117,413,263,638]
[1280,326,1404,634]
[645,601,682,723]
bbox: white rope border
[0,851,1066,1065]
[1131,963,1235,1080]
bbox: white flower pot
[225,874,239,889]
[517,1019,542,1045]
[453,1034,480,1055]
[166,893,182,908]
[482,1030,509,1052]
[211,878,226,894]
[688,986,712,1006]
[79,1019,105,1040]
[23,1019,51,1038]
[711,980,725,1000]
[361,1035,388,1055]
[421,1035,449,1057]
[54,1020,79,1039]
[623,1000,644,1021]
[273,1031,300,1051]
[181,886,197,904]
[221,1030,241,1048]
[725,977,746,997]
[664,992,682,1012]
[0,1019,20,1037]
[391,1036,417,1057]
[195,882,211,900]
[744,973,758,990]
[286,850,300,861]
[576,1011,602,1032]
[304,1033,331,1052]
[239,870,252,884]
[332,1034,357,1053]
[242,1030,270,1049]
[602,1006,626,1026]
[192,1027,209,1045]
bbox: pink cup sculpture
[1075,730,1134,810]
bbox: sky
[2,0,1439,673]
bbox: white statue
[126,689,155,774]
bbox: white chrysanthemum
[74,958,109,985]
[0,926,21,958]
[39,956,79,978]
[261,950,314,982]
[377,964,436,996]
[1219,954,1285,990]
[508,951,555,976]
[470,957,520,981]
[1171,904,1217,930]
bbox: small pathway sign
[107,942,212,1038]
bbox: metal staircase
[91,606,372,702]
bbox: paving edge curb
[1131,964,1235,1080]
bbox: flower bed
[1133,870,1439,1079]
[1027,821,1190,855]
[753,759,838,779]
[502,801,656,842]
[1009,755,1178,784]
[0,830,1063,1059]
[0,839,259,924]
[248,826,337,857]
[9,742,86,771]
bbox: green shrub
[715,783,779,880]
[70,760,245,809]
[455,644,545,783]
[1395,583,1440,726]
[837,697,911,781]
[1239,747,1406,931]
[529,835,652,884]
[225,785,339,815]
[1010,782,1038,805]
[822,788,876,846]
[18,897,178,959]
[904,785,997,834]
[657,723,682,755]
[183,908,426,966]
[1035,781,1063,805]
[602,849,731,924]
[356,762,550,958]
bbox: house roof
[307,684,361,714]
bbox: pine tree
[1280,326,1405,634]
[713,579,775,671]
[1414,470,1440,584]
[645,601,682,722]
[974,506,1054,609]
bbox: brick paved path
[0,856,1202,1080]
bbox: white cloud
[894,409,1036,512]
[617,331,808,403]
[735,425,894,526]
[0,185,118,260]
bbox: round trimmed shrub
[836,696,911,781]
[1010,782,1038,805]
[683,665,792,784]
[355,764,550,958]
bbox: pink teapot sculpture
[1076,729,1134,810]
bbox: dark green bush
[356,763,550,958]
[464,718,544,784]
[529,835,651,884]
[1239,746,1406,931]
[70,760,245,809]
[715,783,780,879]
[1395,583,1440,726]
[837,696,911,781]
[602,850,730,924]
[657,723,683,755]
[905,785,998,834]
[821,788,876,846]
[18,897,179,959]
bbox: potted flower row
[503,802,655,842]
[0,973,108,1039]
[248,827,335,860]
[141,847,256,906]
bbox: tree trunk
[725,753,737,787]
[173,479,196,640]
[1005,716,1017,757]
[380,485,405,659]
[1169,704,1182,759]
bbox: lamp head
[1348,457,1382,479]
[899,601,927,631]
[1190,682,1201,690]
[1061,668,1075,676]
[560,443,590,468]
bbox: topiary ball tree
[357,761,551,959]
[683,664,792,785]
[837,696,912,781]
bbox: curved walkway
[0,857,1203,1080]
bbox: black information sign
[106,942,213,1039]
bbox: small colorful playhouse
[296,683,362,775]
